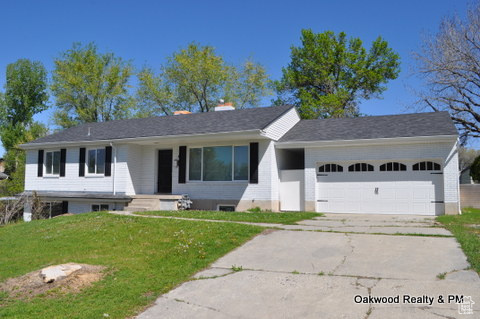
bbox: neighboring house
[19,104,460,218]
[460,168,476,184]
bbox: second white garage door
[316,164,444,215]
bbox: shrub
[247,206,262,213]
[471,155,480,183]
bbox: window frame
[379,162,407,172]
[348,163,375,172]
[86,147,106,176]
[187,144,250,182]
[91,204,109,212]
[217,204,236,211]
[412,161,441,171]
[44,150,61,177]
[318,163,343,173]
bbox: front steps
[124,194,183,212]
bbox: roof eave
[19,129,268,149]
[275,134,458,149]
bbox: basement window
[217,205,235,212]
[92,204,109,212]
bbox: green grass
[136,210,323,225]
[437,207,480,274]
[0,212,263,318]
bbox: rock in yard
[40,263,82,283]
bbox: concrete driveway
[137,214,480,318]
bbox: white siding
[125,144,143,195]
[25,145,134,195]
[304,140,459,213]
[262,107,300,141]
[443,142,460,205]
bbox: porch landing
[125,194,183,212]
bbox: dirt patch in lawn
[0,264,106,300]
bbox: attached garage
[277,111,460,215]
[315,161,444,215]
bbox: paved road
[137,214,480,318]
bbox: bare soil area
[0,264,106,300]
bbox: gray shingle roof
[26,105,293,145]
[280,111,457,142]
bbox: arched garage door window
[348,163,374,172]
[380,162,407,171]
[318,163,343,172]
[412,161,441,171]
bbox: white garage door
[316,162,444,215]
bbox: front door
[157,150,173,193]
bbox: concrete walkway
[128,212,479,318]
[110,211,452,236]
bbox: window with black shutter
[249,142,258,183]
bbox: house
[460,168,476,184]
[19,104,460,220]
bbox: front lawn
[137,210,323,225]
[437,208,480,274]
[0,212,263,318]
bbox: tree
[275,29,400,119]
[51,43,135,128]
[0,59,48,127]
[0,59,49,195]
[415,3,480,142]
[471,155,480,182]
[137,42,271,116]
[459,146,480,171]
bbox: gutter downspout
[110,142,116,196]
[110,142,117,211]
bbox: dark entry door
[157,150,173,193]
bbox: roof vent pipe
[87,127,91,136]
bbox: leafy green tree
[275,30,400,119]
[0,59,48,127]
[0,59,49,195]
[471,155,480,183]
[137,42,271,116]
[51,42,135,128]
[2,123,48,195]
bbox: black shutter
[79,148,86,177]
[249,142,258,184]
[105,146,112,176]
[61,201,69,214]
[60,149,67,177]
[178,146,186,184]
[37,150,44,177]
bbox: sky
[0,0,475,157]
